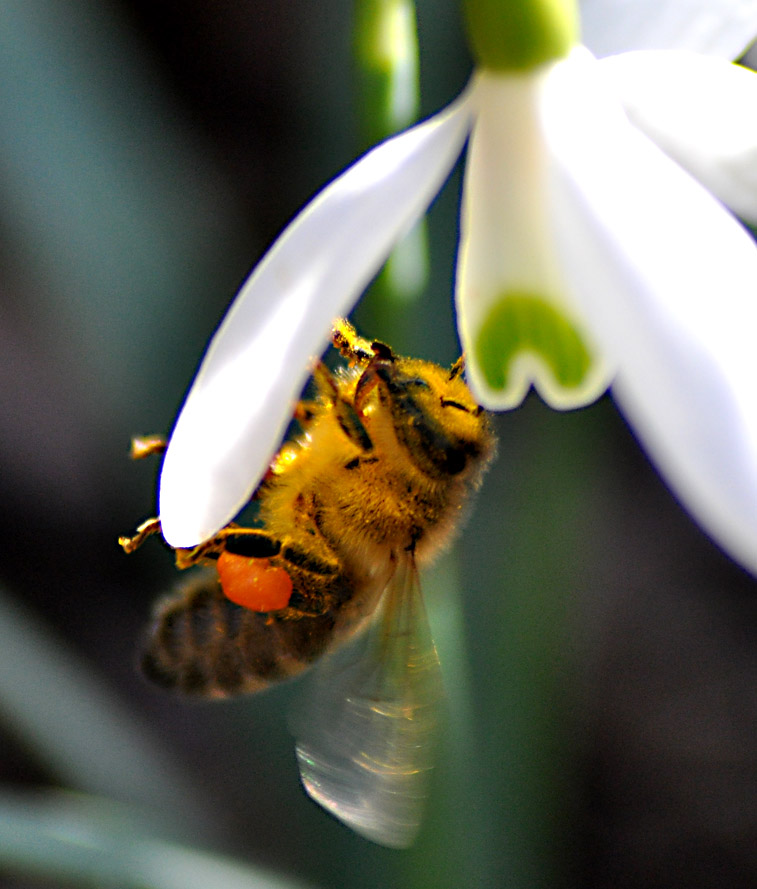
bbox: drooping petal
[159,96,473,547]
[580,0,757,59]
[543,48,757,573]
[457,69,612,410]
[600,50,757,224]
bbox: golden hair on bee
[120,317,495,846]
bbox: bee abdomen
[140,572,336,698]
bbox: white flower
[158,0,757,577]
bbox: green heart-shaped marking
[474,293,592,392]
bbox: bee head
[357,353,493,479]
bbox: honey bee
[120,318,494,847]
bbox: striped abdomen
[140,571,341,698]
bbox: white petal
[457,70,611,410]
[159,96,473,547]
[543,48,757,573]
[580,0,757,59]
[600,50,757,224]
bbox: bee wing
[292,555,442,848]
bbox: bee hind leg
[221,529,339,578]
[220,528,342,616]
[216,528,284,559]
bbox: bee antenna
[449,355,465,379]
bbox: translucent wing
[292,554,442,848]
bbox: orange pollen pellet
[216,551,293,612]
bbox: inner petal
[457,69,610,410]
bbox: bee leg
[128,435,167,460]
[220,529,339,577]
[278,543,339,578]
[331,317,396,367]
[448,355,465,380]
[215,528,341,616]
[312,361,374,453]
[293,400,319,428]
[278,542,343,615]
[119,517,162,554]
[165,526,273,570]
[293,386,372,450]
[215,528,283,559]
[331,318,374,364]
[334,398,373,452]
[118,439,167,552]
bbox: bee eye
[440,398,470,413]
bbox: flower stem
[353,0,429,304]
[461,0,578,70]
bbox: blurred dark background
[0,2,756,887]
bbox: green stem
[461,0,578,70]
[353,0,429,306]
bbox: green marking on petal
[462,0,578,71]
[474,293,592,392]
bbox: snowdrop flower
[159,0,757,577]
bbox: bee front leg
[119,517,162,554]
[129,435,167,460]
[313,361,374,454]
[331,318,375,364]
